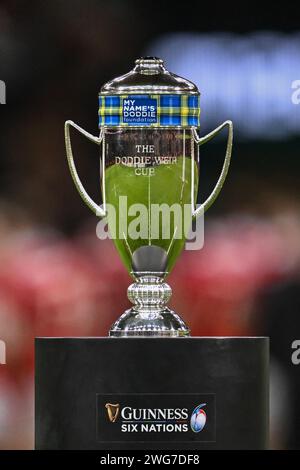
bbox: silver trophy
[64,57,233,337]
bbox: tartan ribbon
[98,94,200,127]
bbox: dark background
[0,0,299,449]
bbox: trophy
[64,57,233,337]
[36,59,268,451]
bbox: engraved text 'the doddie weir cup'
[64,57,233,337]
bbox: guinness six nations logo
[105,402,207,434]
[97,393,215,443]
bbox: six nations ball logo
[105,402,207,434]
[190,403,207,432]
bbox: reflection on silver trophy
[64,57,233,337]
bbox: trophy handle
[192,120,233,219]
[64,120,106,217]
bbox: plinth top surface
[35,336,269,340]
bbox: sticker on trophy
[97,393,216,443]
[123,95,157,125]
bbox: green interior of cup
[104,156,198,276]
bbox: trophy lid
[99,57,200,127]
[100,57,200,95]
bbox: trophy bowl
[64,57,233,337]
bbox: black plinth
[35,337,269,450]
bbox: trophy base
[35,337,269,449]
[109,307,190,337]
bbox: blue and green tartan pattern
[98,94,200,127]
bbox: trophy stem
[109,275,190,337]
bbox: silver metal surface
[192,120,233,217]
[100,57,199,96]
[109,274,189,337]
[64,120,106,217]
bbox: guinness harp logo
[105,403,120,423]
